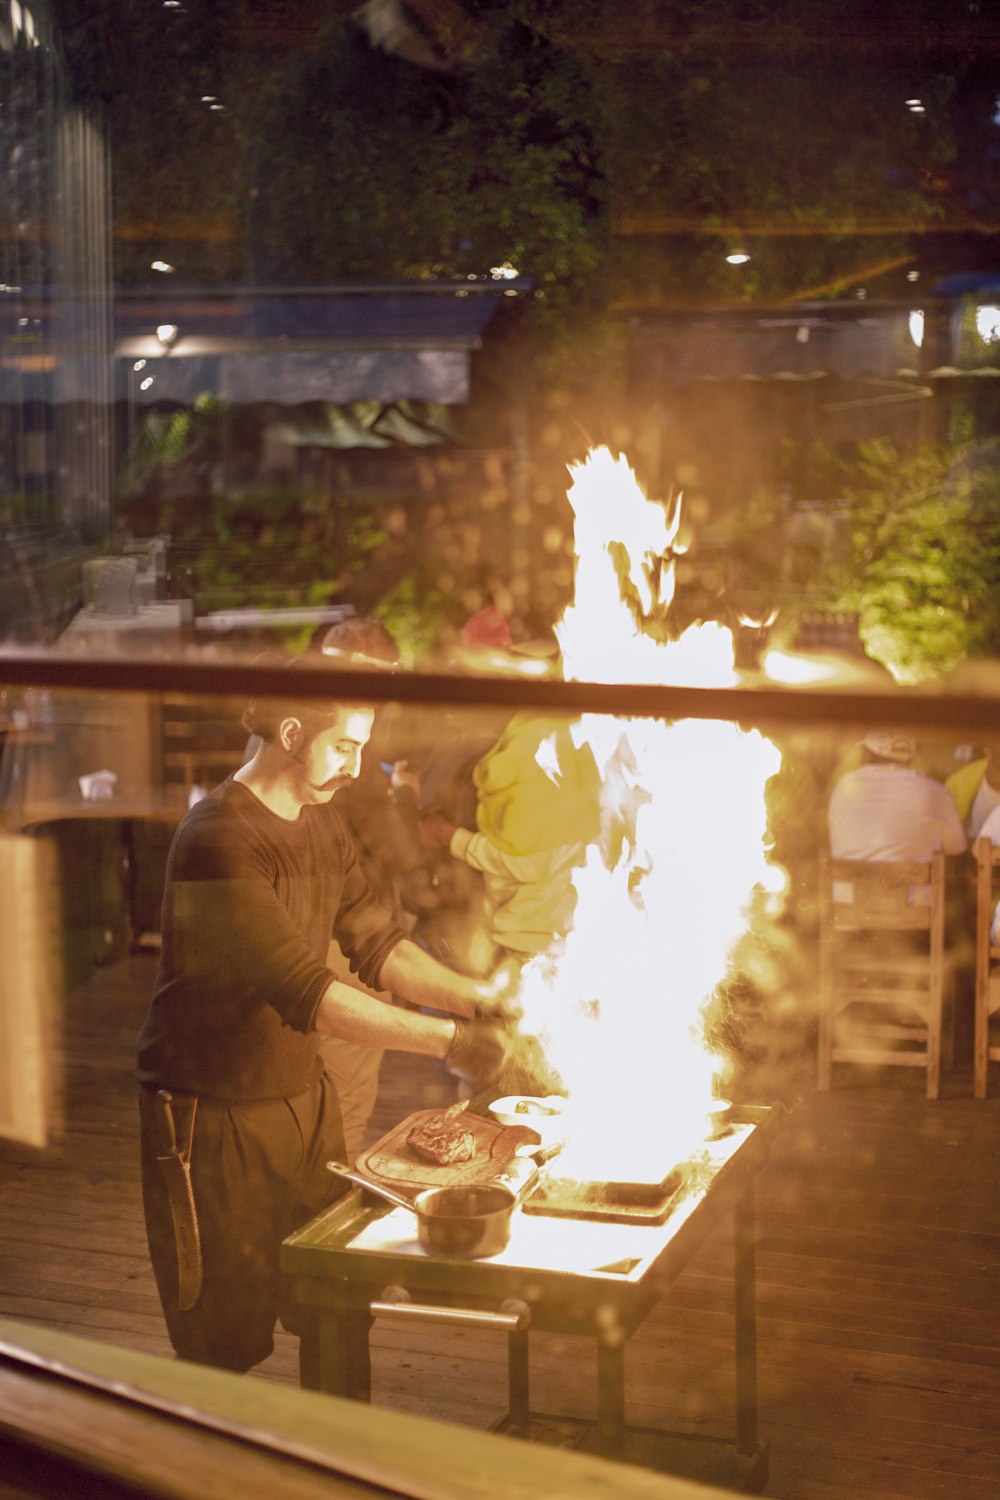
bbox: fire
[515,448,780,1181]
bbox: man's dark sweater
[136,778,409,1100]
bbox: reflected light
[139,376,155,391]
[908,309,924,348]
[761,649,849,686]
[150,260,175,273]
[976,306,1000,344]
[11,1,39,43]
[490,262,519,280]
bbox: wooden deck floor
[2,952,999,1500]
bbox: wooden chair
[154,693,248,799]
[973,837,1000,1099]
[817,851,950,1100]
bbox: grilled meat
[407,1110,476,1166]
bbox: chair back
[823,856,941,932]
[818,851,947,1099]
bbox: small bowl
[490,1094,568,1150]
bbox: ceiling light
[150,260,175,273]
[156,323,179,348]
[908,310,924,348]
[726,250,750,265]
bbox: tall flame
[517,448,780,1179]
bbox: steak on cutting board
[407,1110,477,1165]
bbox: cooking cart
[282,1102,784,1493]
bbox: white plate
[489,1094,568,1150]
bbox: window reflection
[2,1,1000,1492]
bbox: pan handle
[370,1286,531,1332]
[326,1161,415,1214]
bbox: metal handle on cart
[370,1286,531,1332]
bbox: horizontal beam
[0,650,998,734]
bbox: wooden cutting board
[355,1106,542,1199]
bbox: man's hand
[446,1017,512,1082]
[474,956,523,1022]
[418,812,455,850]
[391,759,420,796]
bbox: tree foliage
[52,0,995,305]
[241,19,605,309]
[814,438,1000,683]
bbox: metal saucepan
[327,1160,518,1259]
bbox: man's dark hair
[240,651,348,744]
[241,693,350,744]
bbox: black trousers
[139,1074,346,1372]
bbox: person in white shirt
[828,729,967,904]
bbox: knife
[155,1089,203,1312]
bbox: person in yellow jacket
[946,744,1000,838]
[419,710,602,966]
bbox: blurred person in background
[828,729,967,883]
[418,706,602,971]
[945,736,1000,839]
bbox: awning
[627,295,1000,386]
[0,282,530,405]
[627,304,931,385]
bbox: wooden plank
[3,955,1000,1499]
[0,1320,751,1500]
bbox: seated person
[827,728,966,906]
[946,737,1000,839]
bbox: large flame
[517,448,780,1181]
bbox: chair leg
[941,971,956,1075]
[974,981,989,1100]
[817,941,833,1091]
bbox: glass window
[2,3,1000,1492]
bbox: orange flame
[517,448,780,1180]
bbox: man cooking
[136,674,513,1378]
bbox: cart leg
[506,1327,531,1436]
[734,1186,759,1456]
[596,1330,626,1454]
[308,1308,372,1400]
